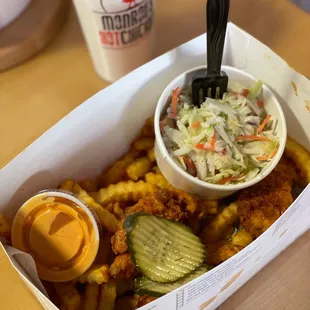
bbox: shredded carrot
[191,122,201,128]
[243,89,249,97]
[170,87,181,118]
[258,114,271,133]
[210,132,216,150]
[218,174,244,185]
[256,146,278,161]
[257,101,264,107]
[195,143,206,150]
[235,135,272,142]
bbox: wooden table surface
[1,0,310,309]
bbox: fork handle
[207,0,230,75]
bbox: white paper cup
[154,65,287,200]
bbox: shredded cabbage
[161,81,279,185]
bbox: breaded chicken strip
[205,240,243,266]
[112,189,187,255]
[136,295,157,308]
[237,158,296,238]
[110,253,137,280]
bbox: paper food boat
[1,23,310,310]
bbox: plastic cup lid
[11,190,100,282]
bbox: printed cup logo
[94,0,153,48]
[100,0,144,12]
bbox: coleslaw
[160,81,279,185]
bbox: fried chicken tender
[136,295,157,308]
[231,229,253,247]
[205,241,243,266]
[237,158,296,238]
[112,190,187,254]
[110,253,137,280]
[200,203,239,244]
[127,190,188,220]
[154,187,198,215]
[112,219,128,254]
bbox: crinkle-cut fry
[222,225,235,240]
[78,264,110,284]
[126,157,152,181]
[115,295,139,310]
[0,213,11,241]
[106,202,124,220]
[100,148,140,187]
[98,279,117,310]
[231,229,253,247]
[133,137,154,151]
[83,283,99,310]
[79,179,98,192]
[145,171,169,188]
[96,231,114,265]
[59,179,75,192]
[285,136,310,185]
[200,203,239,243]
[53,282,81,310]
[141,117,155,137]
[196,200,220,219]
[147,147,156,162]
[90,181,157,206]
[73,184,118,233]
[113,202,124,219]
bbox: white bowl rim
[154,65,287,192]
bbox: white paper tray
[1,23,310,310]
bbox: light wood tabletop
[1,0,310,309]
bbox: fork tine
[192,81,201,106]
[215,87,220,99]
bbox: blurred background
[291,0,310,12]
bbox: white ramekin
[154,65,287,200]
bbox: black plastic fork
[192,0,230,106]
